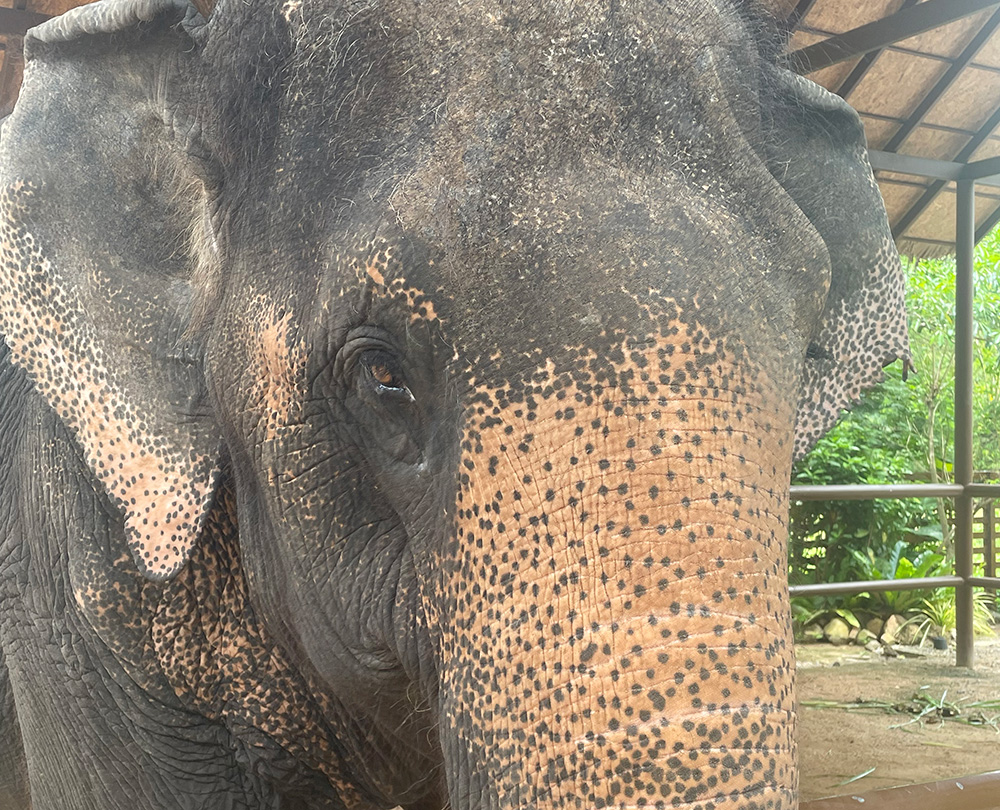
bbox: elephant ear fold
[760,66,911,462]
[0,0,220,581]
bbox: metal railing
[788,481,1000,667]
[787,155,1000,669]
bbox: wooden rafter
[784,0,820,31]
[975,202,1000,242]
[882,7,1000,153]
[892,103,1000,239]
[789,0,1000,74]
[836,0,921,99]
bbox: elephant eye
[363,352,415,402]
[370,364,396,386]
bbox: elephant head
[0,0,908,808]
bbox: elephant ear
[0,0,221,581]
[761,66,911,462]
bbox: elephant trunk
[437,335,798,809]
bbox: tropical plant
[845,543,944,617]
[910,589,995,646]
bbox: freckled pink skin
[421,334,798,809]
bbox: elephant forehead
[271,0,803,293]
[434,326,797,806]
[283,0,757,79]
[337,236,441,323]
[377,132,829,380]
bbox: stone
[823,617,852,646]
[896,621,921,646]
[802,623,825,643]
[864,639,882,653]
[881,614,906,644]
[865,617,884,638]
[856,628,875,646]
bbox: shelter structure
[780,0,1000,257]
[764,0,1000,674]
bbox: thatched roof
[1,0,997,257]
[774,0,1000,258]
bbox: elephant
[0,0,909,808]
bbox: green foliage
[791,543,947,631]
[913,590,995,643]
[791,226,1000,591]
[790,597,865,642]
[789,381,938,586]
[902,230,1000,477]
[845,543,944,616]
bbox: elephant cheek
[437,340,797,809]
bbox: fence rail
[788,485,1000,666]
[973,500,999,580]
[789,576,964,598]
[789,487,1000,588]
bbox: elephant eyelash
[805,342,834,361]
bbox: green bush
[791,228,1000,589]
[790,229,1000,633]
[789,380,939,587]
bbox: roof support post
[955,179,976,669]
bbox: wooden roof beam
[882,7,1000,152]
[902,236,964,248]
[836,0,921,98]
[965,154,1000,180]
[967,156,1000,241]
[975,204,1000,241]
[785,0,820,31]
[870,150,967,182]
[892,103,1000,239]
[869,150,1000,184]
[0,7,49,36]
[789,0,1000,74]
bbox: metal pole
[790,483,964,500]
[955,179,976,668]
[790,576,964,598]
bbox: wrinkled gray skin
[0,1,908,808]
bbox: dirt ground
[798,636,1000,801]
